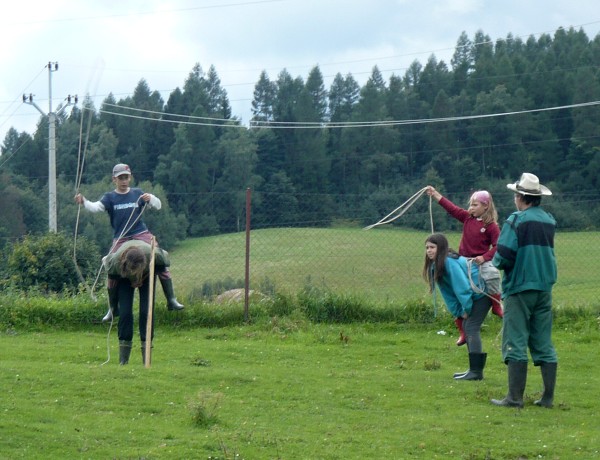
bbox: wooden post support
[145,237,156,368]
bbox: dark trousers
[464,297,492,353]
[117,277,155,342]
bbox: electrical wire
[91,97,600,131]
[97,108,241,127]
[0,66,47,131]
[99,102,242,123]
[250,100,600,129]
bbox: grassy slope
[169,227,600,308]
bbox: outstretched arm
[426,186,470,223]
[425,186,443,202]
[74,193,105,212]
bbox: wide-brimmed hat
[507,173,552,196]
[112,163,132,177]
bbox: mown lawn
[1,319,599,459]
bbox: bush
[3,232,101,293]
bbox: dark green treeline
[1,27,600,250]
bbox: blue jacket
[435,255,486,318]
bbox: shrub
[188,390,223,427]
[3,232,101,293]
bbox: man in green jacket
[491,173,558,409]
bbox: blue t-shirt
[100,188,148,239]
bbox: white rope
[465,258,504,349]
[466,258,500,303]
[86,198,147,366]
[73,106,97,300]
[363,187,428,230]
[363,187,439,316]
[89,202,147,294]
[100,312,114,366]
[73,61,104,301]
[428,193,434,233]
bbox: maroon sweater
[438,196,500,261]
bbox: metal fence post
[244,187,251,322]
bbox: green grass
[169,227,600,308]
[1,321,599,459]
[2,227,599,458]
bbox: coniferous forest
[1,27,600,251]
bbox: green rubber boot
[119,340,132,365]
[534,362,557,408]
[491,361,528,408]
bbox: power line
[250,100,600,129]
[0,66,47,132]
[98,102,242,123]
[97,108,241,127]
[91,98,600,130]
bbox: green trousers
[502,290,557,364]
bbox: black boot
[491,361,528,408]
[454,353,486,381]
[119,340,132,365]
[102,286,120,322]
[534,362,557,408]
[453,369,468,378]
[159,278,184,311]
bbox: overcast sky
[1,0,599,145]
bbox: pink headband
[470,190,491,205]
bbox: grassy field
[1,321,599,459]
[1,227,599,459]
[168,227,600,308]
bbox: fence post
[244,187,251,322]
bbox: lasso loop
[363,187,429,230]
[363,187,438,315]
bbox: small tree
[4,233,101,293]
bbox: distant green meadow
[169,227,600,309]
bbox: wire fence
[165,190,600,310]
[1,189,598,311]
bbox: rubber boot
[534,362,557,408]
[453,368,468,378]
[141,341,153,365]
[159,278,184,311]
[119,340,132,365]
[491,293,504,318]
[102,286,120,322]
[454,353,487,381]
[491,361,528,408]
[454,317,467,346]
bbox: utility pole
[23,61,77,232]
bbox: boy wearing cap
[491,173,557,409]
[75,163,184,322]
